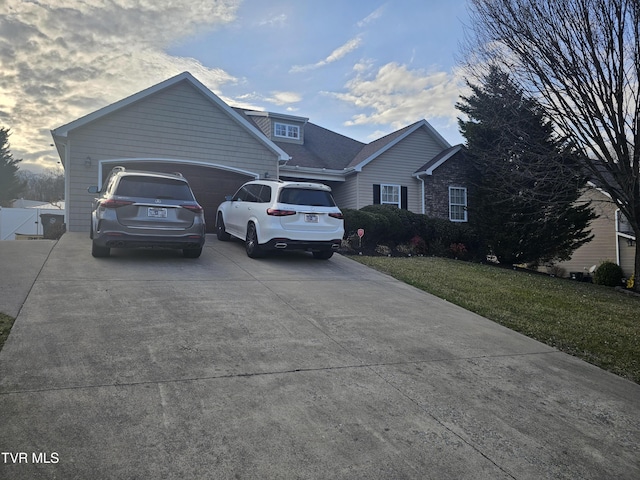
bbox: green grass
[0,312,16,353]
[353,255,640,384]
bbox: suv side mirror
[88,186,99,194]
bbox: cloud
[234,90,301,109]
[357,4,386,27]
[290,36,362,73]
[265,91,302,106]
[0,0,241,171]
[256,14,287,27]
[328,62,468,131]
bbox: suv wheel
[245,223,263,258]
[313,250,334,260]
[91,241,110,258]
[216,213,231,241]
[183,247,202,258]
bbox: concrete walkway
[1,233,639,479]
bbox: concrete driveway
[1,233,639,479]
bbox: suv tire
[245,223,263,258]
[216,213,231,241]
[183,247,203,258]
[91,242,110,258]
[313,250,334,260]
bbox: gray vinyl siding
[356,128,442,213]
[552,188,622,276]
[331,174,359,210]
[65,81,278,231]
[618,236,635,278]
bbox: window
[380,184,401,207]
[274,122,300,139]
[279,188,336,207]
[617,210,632,234]
[373,184,408,209]
[116,176,194,200]
[449,187,467,222]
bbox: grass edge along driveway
[352,255,640,384]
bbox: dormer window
[275,123,300,139]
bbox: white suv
[216,180,344,259]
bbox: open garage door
[101,161,254,232]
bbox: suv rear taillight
[267,208,296,216]
[100,199,134,208]
[328,212,344,219]
[181,204,203,213]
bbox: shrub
[593,261,624,287]
[342,208,390,247]
[342,205,483,260]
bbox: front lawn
[352,255,640,384]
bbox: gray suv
[88,167,205,258]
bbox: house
[551,184,636,279]
[51,71,471,233]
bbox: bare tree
[465,0,640,288]
[17,169,65,204]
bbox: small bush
[342,206,482,259]
[593,261,624,287]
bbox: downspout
[412,173,425,215]
[61,140,70,231]
[615,209,622,267]
[419,176,425,215]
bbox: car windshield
[116,176,194,200]
[279,188,336,207]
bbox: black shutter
[401,186,408,210]
[373,184,380,204]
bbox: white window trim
[274,122,300,139]
[381,184,401,207]
[449,186,468,222]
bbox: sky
[1,0,471,173]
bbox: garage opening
[101,162,254,232]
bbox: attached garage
[99,160,254,232]
[51,72,289,233]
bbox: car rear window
[116,176,195,200]
[278,188,336,207]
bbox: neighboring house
[550,184,636,279]
[51,71,471,233]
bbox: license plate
[305,214,319,223]
[147,207,167,218]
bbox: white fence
[0,207,65,240]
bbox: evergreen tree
[0,127,25,207]
[457,67,595,266]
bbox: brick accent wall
[423,152,472,221]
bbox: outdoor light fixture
[264,171,270,178]
[84,156,92,167]
[627,238,635,247]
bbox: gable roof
[347,119,451,172]
[275,122,365,170]
[413,144,464,176]
[51,71,290,162]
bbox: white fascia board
[245,110,309,124]
[352,119,451,172]
[279,165,346,182]
[413,145,463,177]
[585,181,613,199]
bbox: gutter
[412,172,426,215]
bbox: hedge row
[342,205,482,259]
